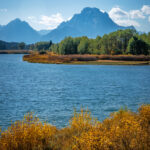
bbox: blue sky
[0,0,150,32]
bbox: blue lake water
[0,54,150,129]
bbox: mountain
[0,7,135,44]
[38,29,51,35]
[0,25,3,30]
[42,7,134,42]
[0,19,40,43]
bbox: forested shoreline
[29,29,150,55]
[1,29,150,55]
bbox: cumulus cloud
[141,5,150,15]
[27,16,36,20]
[109,7,140,27]
[39,13,63,27]
[27,13,64,30]
[0,8,7,12]
[108,5,150,27]
[109,7,128,21]
[115,19,140,27]
[130,10,145,19]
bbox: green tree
[51,44,59,54]
[18,42,25,50]
[88,36,101,54]
[34,41,52,51]
[58,37,76,54]
[0,41,6,50]
[73,37,81,53]
[29,44,34,50]
[127,36,149,55]
[100,34,110,54]
[77,37,90,54]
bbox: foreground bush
[0,105,150,150]
[73,106,150,150]
[0,113,57,150]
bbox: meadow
[23,53,150,65]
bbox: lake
[0,54,150,129]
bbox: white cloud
[27,16,36,20]
[130,10,145,19]
[141,5,150,15]
[108,6,146,27]
[115,19,140,27]
[0,9,7,12]
[27,13,64,30]
[67,16,73,21]
[39,13,64,27]
[109,7,128,21]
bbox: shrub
[72,105,150,150]
[0,113,57,150]
[0,105,150,150]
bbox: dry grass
[23,53,150,65]
[0,50,32,54]
[97,55,150,61]
[0,105,150,150]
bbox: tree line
[47,29,149,55]
[31,29,149,55]
[0,41,26,50]
[1,29,150,55]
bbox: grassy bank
[0,50,32,54]
[23,53,150,65]
[0,105,150,150]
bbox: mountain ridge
[42,7,134,42]
[0,7,135,43]
[0,18,41,44]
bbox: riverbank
[23,54,150,65]
[0,50,32,54]
[0,105,149,150]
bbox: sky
[0,0,150,32]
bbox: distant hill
[38,29,51,35]
[0,40,19,50]
[42,7,134,42]
[0,19,41,44]
[0,7,135,43]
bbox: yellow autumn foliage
[0,113,57,150]
[0,105,150,150]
